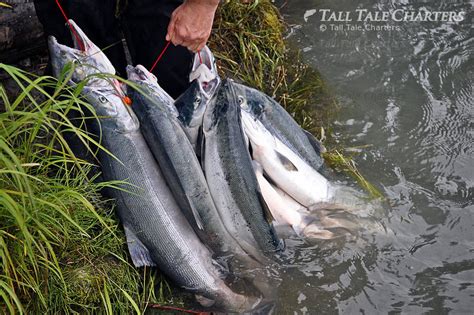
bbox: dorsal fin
[303,129,326,156]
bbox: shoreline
[0,1,347,313]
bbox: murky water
[272,0,473,313]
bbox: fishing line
[55,0,85,51]
[148,303,210,315]
[149,42,203,73]
[149,40,171,72]
[54,1,132,106]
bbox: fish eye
[99,95,107,103]
[238,96,248,110]
[194,95,202,104]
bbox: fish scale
[233,82,325,171]
[127,65,257,262]
[85,91,252,311]
[202,80,281,258]
[47,18,255,312]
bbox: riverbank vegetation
[0,0,378,313]
[210,0,381,198]
[210,0,336,134]
[0,64,170,314]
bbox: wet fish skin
[48,23,257,312]
[127,71,278,303]
[127,65,255,261]
[175,80,208,153]
[241,109,333,207]
[232,82,325,170]
[176,46,220,153]
[202,79,282,258]
[84,88,254,312]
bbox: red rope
[149,41,172,73]
[54,0,131,105]
[55,0,85,51]
[198,51,202,64]
[147,303,211,315]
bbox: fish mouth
[47,34,85,72]
[67,19,91,52]
[126,65,157,83]
[49,19,113,69]
[190,45,220,97]
[192,45,215,73]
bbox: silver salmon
[48,20,258,312]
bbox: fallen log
[0,0,46,63]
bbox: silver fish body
[48,21,256,312]
[176,46,220,153]
[84,88,254,311]
[202,79,282,258]
[232,82,325,170]
[241,109,332,207]
[127,65,253,261]
[175,80,208,153]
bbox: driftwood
[0,0,45,63]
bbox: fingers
[188,39,204,53]
[196,42,206,52]
[166,2,214,52]
[166,10,177,42]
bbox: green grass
[0,64,170,314]
[209,0,338,134]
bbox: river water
[271,0,473,313]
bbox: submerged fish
[252,160,336,240]
[241,109,333,207]
[232,82,325,170]
[176,46,220,153]
[48,20,258,312]
[202,79,282,259]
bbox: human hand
[166,0,219,52]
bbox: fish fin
[256,189,274,223]
[195,125,203,159]
[303,129,326,155]
[302,224,336,240]
[124,225,156,267]
[211,258,229,278]
[275,151,298,172]
[294,215,333,239]
[200,131,206,168]
[186,194,204,230]
[195,295,215,307]
[238,239,269,264]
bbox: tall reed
[0,64,165,314]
